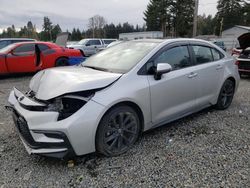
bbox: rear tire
[215,79,235,110]
[55,57,68,67]
[96,105,140,156]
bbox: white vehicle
[7,39,239,158]
[67,38,117,56]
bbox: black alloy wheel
[96,106,140,156]
[216,79,235,110]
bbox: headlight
[45,94,93,121]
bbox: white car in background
[7,39,239,158]
[67,38,117,56]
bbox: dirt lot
[0,75,249,188]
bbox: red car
[0,41,84,75]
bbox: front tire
[55,57,68,67]
[96,105,141,156]
[215,79,235,110]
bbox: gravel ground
[0,75,249,188]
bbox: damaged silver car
[7,39,240,158]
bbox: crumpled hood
[30,66,122,100]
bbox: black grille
[12,110,38,147]
[238,61,250,70]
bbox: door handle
[187,72,198,78]
[216,65,223,70]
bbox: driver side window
[154,46,191,70]
[12,44,35,56]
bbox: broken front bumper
[7,90,75,158]
[7,88,106,158]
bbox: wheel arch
[94,100,145,154]
[95,100,145,141]
[226,76,236,86]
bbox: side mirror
[85,43,90,46]
[154,63,172,80]
[10,50,17,56]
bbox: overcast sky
[0,0,218,32]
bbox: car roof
[12,41,57,46]
[0,38,35,41]
[129,38,213,44]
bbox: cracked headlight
[45,94,93,121]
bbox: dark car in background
[235,33,250,76]
[0,38,35,49]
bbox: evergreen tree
[144,0,194,37]
[215,0,243,35]
[197,14,216,35]
[242,1,250,25]
[51,24,62,41]
[42,16,53,41]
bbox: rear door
[6,43,36,73]
[189,44,225,106]
[147,43,199,124]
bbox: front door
[7,43,36,73]
[147,45,199,124]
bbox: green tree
[144,0,194,37]
[215,0,243,35]
[26,21,38,39]
[197,14,216,35]
[19,26,29,37]
[144,0,173,36]
[42,16,53,41]
[173,0,195,37]
[51,24,62,41]
[242,1,250,25]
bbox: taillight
[235,61,239,66]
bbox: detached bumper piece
[10,107,75,159]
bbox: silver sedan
[8,39,240,158]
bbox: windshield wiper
[84,65,111,72]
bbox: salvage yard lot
[0,75,249,187]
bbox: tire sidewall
[96,105,140,156]
[216,79,235,110]
[55,57,68,67]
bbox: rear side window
[192,45,213,64]
[211,48,222,61]
[37,44,50,51]
[87,40,101,46]
[154,46,191,70]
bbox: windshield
[0,44,16,53]
[78,39,88,45]
[82,41,159,73]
